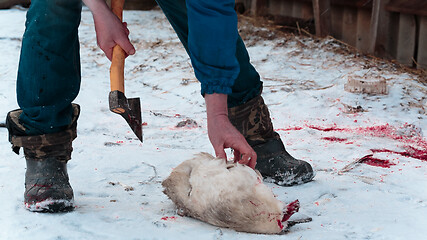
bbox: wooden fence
[237,0,427,69]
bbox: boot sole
[25,198,74,213]
[264,171,315,186]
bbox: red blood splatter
[249,200,261,207]
[279,123,427,162]
[275,126,303,131]
[361,155,396,168]
[161,216,177,221]
[371,148,427,161]
[321,137,347,142]
[282,199,300,222]
[142,122,148,126]
[277,219,284,229]
[308,125,345,132]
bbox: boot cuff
[6,104,80,160]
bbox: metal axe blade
[109,90,143,142]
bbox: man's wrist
[205,93,228,119]
[82,0,110,15]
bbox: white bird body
[162,152,299,234]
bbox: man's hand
[205,93,257,169]
[83,0,135,60]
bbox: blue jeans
[17,0,261,135]
[17,0,82,135]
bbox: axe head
[109,90,143,142]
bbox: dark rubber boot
[24,158,74,212]
[253,139,314,186]
[6,104,79,212]
[228,95,314,186]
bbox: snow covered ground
[0,7,426,240]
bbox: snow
[1,7,426,240]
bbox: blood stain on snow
[321,137,347,142]
[277,123,427,162]
[161,216,177,221]
[275,127,303,131]
[371,148,427,161]
[310,125,345,132]
[361,155,396,168]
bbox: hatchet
[109,0,143,142]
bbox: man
[6,0,314,212]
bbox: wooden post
[374,0,393,58]
[331,6,343,39]
[369,0,381,54]
[342,7,358,46]
[417,16,427,69]
[251,0,268,16]
[356,8,372,52]
[313,0,332,37]
[396,14,417,66]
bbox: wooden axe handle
[110,0,126,93]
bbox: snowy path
[0,7,426,240]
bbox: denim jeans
[17,0,82,135]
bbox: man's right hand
[83,0,135,60]
[205,93,257,169]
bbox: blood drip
[277,219,284,229]
[308,125,345,132]
[371,147,427,161]
[361,155,396,168]
[282,199,300,222]
[321,137,347,142]
[275,126,303,131]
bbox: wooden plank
[298,0,373,8]
[342,7,358,46]
[300,1,314,20]
[279,0,294,17]
[375,0,395,58]
[292,0,304,18]
[386,0,427,17]
[331,0,372,8]
[250,0,269,16]
[313,0,332,37]
[356,8,371,52]
[369,0,381,54]
[396,14,417,66]
[331,6,344,39]
[417,16,427,69]
[388,11,401,58]
[267,0,281,16]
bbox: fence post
[369,0,381,54]
[313,0,331,37]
